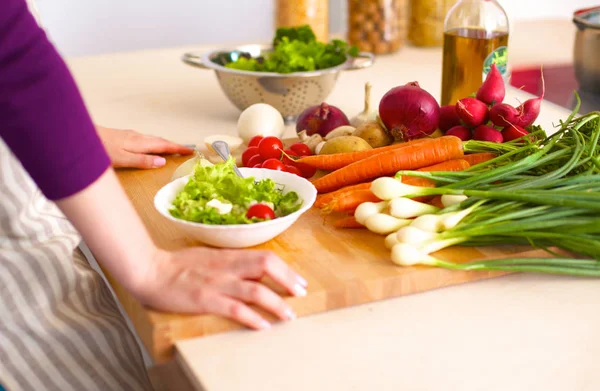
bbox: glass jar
[408,0,457,47]
[440,0,509,105]
[347,0,409,55]
[275,0,329,43]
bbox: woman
[0,1,307,390]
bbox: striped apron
[0,139,153,390]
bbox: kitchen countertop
[66,18,600,390]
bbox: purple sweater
[0,0,110,201]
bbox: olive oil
[440,0,510,106]
[441,28,509,105]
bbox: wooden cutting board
[108,144,560,364]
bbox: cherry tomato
[247,154,264,168]
[248,136,264,148]
[246,203,276,220]
[242,146,259,166]
[261,158,285,171]
[281,149,298,166]
[284,165,302,176]
[258,136,283,160]
[252,163,262,168]
[289,142,311,157]
[296,162,317,179]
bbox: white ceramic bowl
[154,167,317,248]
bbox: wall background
[35,0,597,57]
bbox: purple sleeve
[0,0,111,201]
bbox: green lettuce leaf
[169,158,303,225]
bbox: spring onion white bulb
[355,201,388,225]
[390,243,437,266]
[388,197,439,219]
[395,226,437,245]
[409,214,444,232]
[441,195,468,207]
[439,207,476,230]
[365,213,411,235]
[385,231,401,249]
[370,177,422,201]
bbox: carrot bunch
[303,136,498,229]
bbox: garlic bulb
[350,82,377,128]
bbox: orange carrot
[429,195,444,209]
[315,158,470,208]
[296,138,431,171]
[312,136,464,193]
[333,216,365,229]
[463,152,497,166]
[323,189,381,213]
[322,159,472,213]
[315,182,374,208]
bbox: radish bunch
[439,64,544,143]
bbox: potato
[319,136,372,155]
[353,120,393,148]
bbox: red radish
[445,125,472,141]
[514,70,545,127]
[378,81,440,141]
[455,97,489,128]
[489,103,519,127]
[476,63,505,105]
[439,105,462,132]
[296,102,350,137]
[502,124,530,142]
[473,125,503,143]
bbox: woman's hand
[136,247,308,330]
[97,125,194,169]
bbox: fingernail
[284,309,297,320]
[153,156,166,167]
[259,320,271,330]
[293,284,307,297]
[297,275,308,287]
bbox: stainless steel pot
[573,6,600,94]
[182,44,374,122]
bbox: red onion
[378,81,440,141]
[296,102,350,137]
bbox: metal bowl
[181,44,375,121]
[573,6,600,94]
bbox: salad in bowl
[154,157,317,248]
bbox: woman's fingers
[113,151,167,169]
[130,133,195,155]
[227,250,308,297]
[216,279,296,322]
[203,294,272,330]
